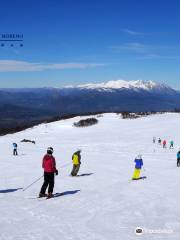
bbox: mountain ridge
[0,80,180,134]
[62,80,175,94]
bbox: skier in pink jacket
[39,147,58,198]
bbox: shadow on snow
[77,173,94,177]
[54,190,80,198]
[0,188,23,193]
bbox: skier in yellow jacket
[71,150,81,176]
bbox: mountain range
[0,80,180,133]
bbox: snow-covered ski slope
[0,113,180,240]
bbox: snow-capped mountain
[66,80,175,94]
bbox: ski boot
[39,193,47,198]
[47,193,53,199]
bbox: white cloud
[137,54,180,60]
[0,60,104,72]
[111,43,147,53]
[121,29,143,35]
[111,43,180,56]
[121,29,173,36]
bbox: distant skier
[71,150,81,176]
[13,143,18,156]
[132,155,143,180]
[39,147,58,198]
[169,140,174,149]
[158,138,161,145]
[177,150,180,167]
[163,140,167,148]
[153,137,156,144]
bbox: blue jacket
[13,143,17,149]
[177,152,180,159]
[134,158,143,169]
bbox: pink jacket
[42,154,56,173]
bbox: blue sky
[0,0,180,88]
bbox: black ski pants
[13,149,18,155]
[177,158,180,167]
[40,172,55,194]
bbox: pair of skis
[39,193,64,199]
[26,192,64,200]
[132,176,147,180]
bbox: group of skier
[12,134,180,196]
[39,147,81,198]
[153,137,174,149]
[12,142,82,198]
[39,146,144,190]
[132,137,179,181]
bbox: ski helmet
[47,147,53,154]
[137,154,142,159]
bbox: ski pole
[23,175,43,192]
[23,162,72,192]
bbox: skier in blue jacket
[13,143,18,156]
[132,155,143,180]
[177,151,180,167]
[169,140,174,149]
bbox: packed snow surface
[0,113,180,239]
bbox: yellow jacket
[72,153,80,165]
